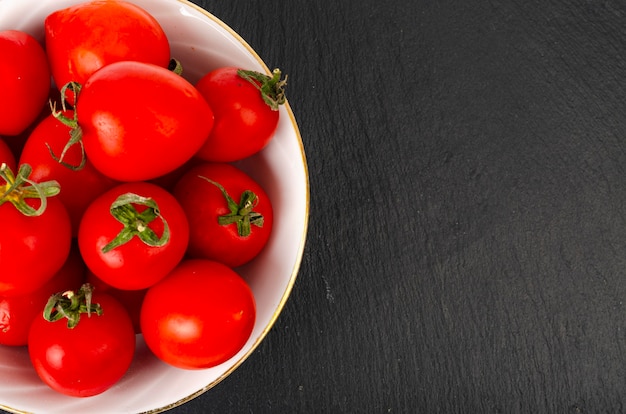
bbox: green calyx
[50,81,86,171]
[237,68,287,110]
[0,163,60,216]
[101,192,171,253]
[198,176,264,237]
[43,283,102,329]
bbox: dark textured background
[180,0,626,413]
[3,0,625,412]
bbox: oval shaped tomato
[173,162,273,268]
[76,61,214,181]
[45,0,170,98]
[0,185,72,297]
[194,67,286,162]
[141,259,256,369]
[0,30,50,136]
[0,245,84,346]
[19,111,117,235]
[78,182,189,290]
[28,288,135,397]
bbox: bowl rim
[0,0,310,413]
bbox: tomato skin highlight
[140,259,256,369]
[0,30,51,136]
[28,292,135,397]
[77,61,214,181]
[0,245,85,346]
[44,0,170,98]
[195,67,279,162]
[174,162,273,268]
[78,182,189,290]
[19,111,118,236]
[0,197,72,297]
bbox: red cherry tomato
[28,286,135,397]
[141,259,256,369]
[78,182,189,290]
[0,138,16,172]
[0,245,85,346]
[194,67,286,162]
[173,162,273,268]
[44,0,170,100]
[75,61,214,181]
[0,30,50,136]
[0,165,71,297]
[19,111,117,235]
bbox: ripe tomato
[75,61,214,181]
[0,245,84,346]
[141,259,256,369]
[0,30,50,136]
[28,285,135,397]
[19,111,117,235]
[78,182,189,290]
[173,162,273,268]
[0,137,16,172]
[45,0,170,100]
[0,165,72,297]
[194,67,286,162]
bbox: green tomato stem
[0,163,60,216]
[43,283,103,329]
[237,68,287,110]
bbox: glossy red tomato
[75,61,214,181]
[141,259,256,369]
[173,162,273,268]
[0,165,72,297]
[28,286,135,397]
[19,111,117,235]
[0,137,16,172]
[0,30,50,136]
[194,67,286,162]
[78,182,189,290]
[0,245,84,346]
[45,0,170,100]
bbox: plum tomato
[19,110,117,236]
[194,67,286,162]
[0,164,72,297]
[73,61,214,181]
[173,162,273,268]
[78,182,189,290]
[0,245,85,346]
[44,0,170,101]
[0,30,51,136]
[28,284,135,397]
[140,259,256,369]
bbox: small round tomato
[75,61,214,181]
[0,30,50,136]
[28,285,135,397]
[141,259,256,369]
[0,245,84,346]
[45,0,170,100]
[19,111,117,235]
[194,67,286,162]
[173,162,273,268]
[78,182,189,290]
[0,165,72,297]
[0,137,16,172]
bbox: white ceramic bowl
[0,0,308,412]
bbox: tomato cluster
[0,0,285,398]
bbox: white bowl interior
[0,1,308,413]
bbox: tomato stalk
[237,68,287,110]
[102,192,171,253]
[198,176,264,237]
[0,163,60,216]
[50,81,86,170]
[43,283,103,329]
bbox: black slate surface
[3,0,626,412]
